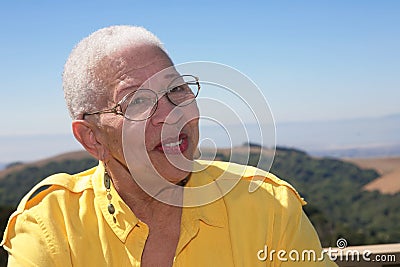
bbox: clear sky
[0,0,399,162]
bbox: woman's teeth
[163,139,183,147]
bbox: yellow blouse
[2,161,337,266]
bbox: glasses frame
[83,74,200,121]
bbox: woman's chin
[160,168,190,185]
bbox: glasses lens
[124,89,157,121]
[167,75,199,106]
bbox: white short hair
[63,25,166,119]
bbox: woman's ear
[72,120,107,161]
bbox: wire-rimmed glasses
[83,74,200,121]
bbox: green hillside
[0,157,98,206]
[267,148,400,246]
[0,147,399,263]
[210,146,400,246]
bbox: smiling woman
[1,25,337,267]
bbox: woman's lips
[155,133,188,154]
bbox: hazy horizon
[1,112,399,165]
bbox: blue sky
[0,0,399,162]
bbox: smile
[163,139,183,147]
[156,133,189,154]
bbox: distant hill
[344,157,400,195]
[0,150,92,178]
[344,157,400,175]
[1,147,399,249]
[364,170,400,194]
[0,151,97,206]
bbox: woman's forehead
[111,63,180,102]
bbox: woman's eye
[170,86,182,93]
[133,98,145,104]
[131,97,153,106]
[170,85,191,94]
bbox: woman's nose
[150,94,183,125]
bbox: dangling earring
[104,170,116,223]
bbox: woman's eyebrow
[114,84,141,102]
[164,73,180,79]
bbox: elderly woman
[1,26,337,266]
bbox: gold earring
[104,171,116,223]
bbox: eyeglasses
[83,74,200,121]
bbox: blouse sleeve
[2,208,70,267]
[275,187,338,267]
